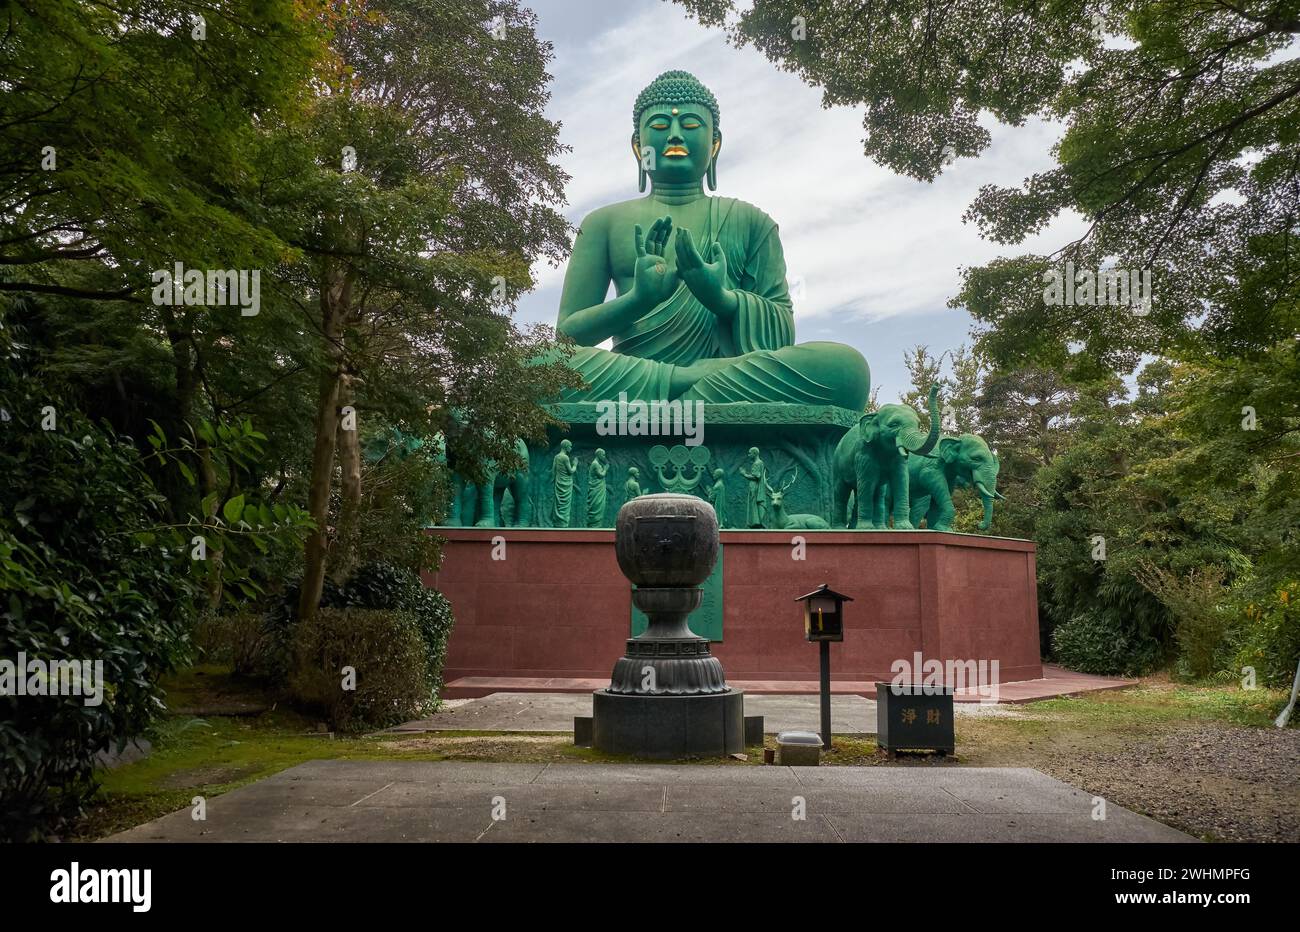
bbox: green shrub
[1134,564,1240,680]
[194,610,271,677]
[1234,581,1300,689]
[406,586,455,696]
[326,562,455,693]
[1051,608,1165,677]
[288,607,433,731]
[0,364,195,840]
[272,561,455,698]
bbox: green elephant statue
[832,385,941,529]
[453,436,532,528]
[897,433,1005,532]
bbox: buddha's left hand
[675,228,737,318]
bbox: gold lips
[663,145,689,157]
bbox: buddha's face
[634,103,719,185]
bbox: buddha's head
[632,70,721,190]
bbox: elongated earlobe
[632,136,646,192]
[707,137,720,191]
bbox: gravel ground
[1038,722,1300,843]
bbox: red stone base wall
[426,530,1043,686]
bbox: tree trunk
[332,370,362,585]
[298,259,352,621]
[160,307,225,607]
[199,440,224,609]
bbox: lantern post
[794,584,853,750]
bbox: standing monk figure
[740,447,768,529]
[586,448,609,527]
[707,467,727,528]
[551,439,577,527]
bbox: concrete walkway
[386,691,1021,736]
[443,664,1134,701]
[106,761,1194,843]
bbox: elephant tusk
[975,482,1005,501]
[896,443,909,459]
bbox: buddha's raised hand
[631,218,679,308]
[674,227,732,317]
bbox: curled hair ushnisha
[632,70,720,135]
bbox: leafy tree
[978,367,1077,469]
[256,0,581,617]
[676,0,1298,365]
[0,315,198,839]
[2,0,330,605]
[946,344,984,434]
[674,0,1100,181]
[0,0,322,307]
[1032,368,1251,672]
[901,342,985,433]
[901,345,945,423]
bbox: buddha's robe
[562,197,869,408]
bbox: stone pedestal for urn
[591,493,745,758]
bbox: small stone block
[573,715,593,747]
[744,714,764,746]
[775,730,821,766]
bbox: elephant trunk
[899,385,943,456]
[974,477,1004,531]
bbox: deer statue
[766,467,831,530]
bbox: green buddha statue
[555,70,870,408]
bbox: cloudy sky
[515,0,1085,403]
